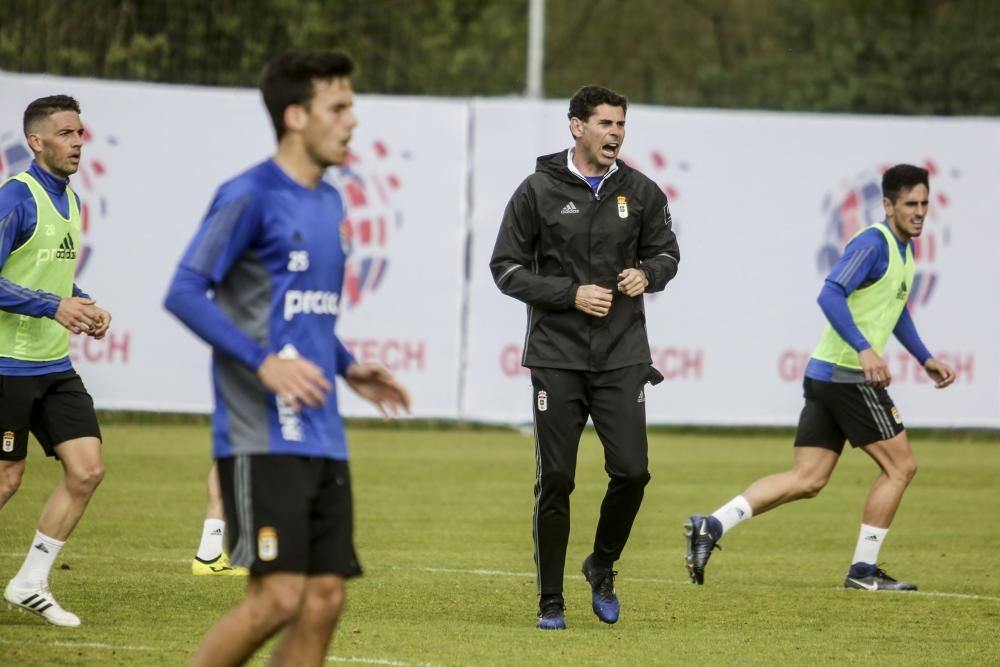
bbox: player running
[685,164,955,592]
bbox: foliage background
[2,0,999,115]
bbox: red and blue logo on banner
[326,140,405,310]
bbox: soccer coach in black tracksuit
[490,85,680,629]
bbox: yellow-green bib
[811,223,914,369]
[0,172,81,361]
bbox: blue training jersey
[164,159,355,460]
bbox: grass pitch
[1,423,998,666]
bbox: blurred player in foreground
[165,50,410,666]
[685,164,955,592]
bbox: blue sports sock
[706,515,723,540]
[849,562,877,578]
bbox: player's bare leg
[268,574,346,666]
[192,462,247,575]
[0,459,26,508]
[858,432,916,527]
[843,432,918,591]
[742,445,840,514]
[686,446,839,584]
[4,437,102,627]
[206,461,224,521]
[189,572,305,667]
[38,437,104,540]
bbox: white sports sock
[12,531,64,587]
[852,524,889,565]
[196,519,226,561]
[711,495,753,536]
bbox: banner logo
[326,139,406,310]
[619,149,690,218]
[619,148,691,301]
[1,126,115,278]
[817,160,955,309]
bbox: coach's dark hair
[23,95,81,135]
[260,49,355,139]
[568,85,628,121]
[882,164,929,203]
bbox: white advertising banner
[3,70,999,426]
[465,99,1000,427]
[0,72,469,418]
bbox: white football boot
[4,579,81,627]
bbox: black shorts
[793,377,905,454]
[0,370,102,461]
[217,454,363,578]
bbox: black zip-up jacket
[490,150,680,371]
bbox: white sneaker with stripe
[4,579,81,627]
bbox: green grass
[1,425,998,666]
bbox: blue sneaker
[582,554,619,624]
[536,599,566,630]
[684,515,722,585]
[844,563,917,591]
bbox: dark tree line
[2,0,998,115]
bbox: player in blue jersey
[0,95,112,628]
[164,50,410,667]
[684,164,955,592]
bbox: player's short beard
[43,149,78,179]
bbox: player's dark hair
[882,164,929,203]
[23,95,81,135]
[567,85,628,121]
[260,49,355,139]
